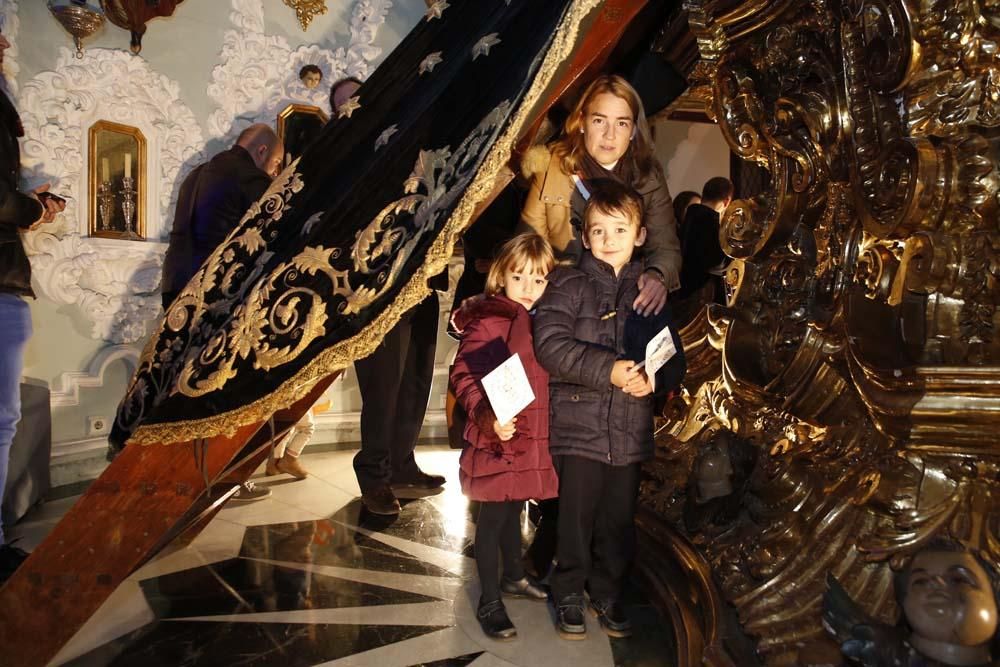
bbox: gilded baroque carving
[650,1,1000,663]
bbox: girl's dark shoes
[590,598,632,637]
[477,598,517,640]
[501,576,548,600]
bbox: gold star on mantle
[375,125,399,151]
[425,0,449,22]
[472,33,501,61]
[419,52,444,75]
[283,0,328,31]
[337,96,361,119]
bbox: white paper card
[481,352,535,426]
[644,325,676,392]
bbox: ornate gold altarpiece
[635,0,1000,664]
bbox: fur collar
[453,295,523,333]
[521,144,553,180]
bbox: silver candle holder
[119,176,141,240]
[97,180,114,231]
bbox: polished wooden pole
[0,376,335,666]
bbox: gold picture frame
[88,120,147,240]
[277,103,328,168]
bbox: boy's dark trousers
[549,454,642,604]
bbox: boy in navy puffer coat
[533,179,686,640]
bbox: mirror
[88,120,146,240]
[277,103,328,169]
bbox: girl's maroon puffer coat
[450,295,558,502]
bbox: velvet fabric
[110,0,580,450]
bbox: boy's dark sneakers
[477,598,517,640]
[555,595,587,640]
[590,598,632,637]
[501,575,548,601]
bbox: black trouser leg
[524,497,558,576]
[476,500,524,602]
[389,292,438,480]
[588,462,641,602]
[353,311,412,494]
[549,456,604,603]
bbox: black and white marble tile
[28,448,675,667]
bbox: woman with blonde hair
[519,74,681,317]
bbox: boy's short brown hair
[583,179,644,232]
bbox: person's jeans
[0,292,31,545]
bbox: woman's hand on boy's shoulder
[634,270,667,317]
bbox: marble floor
[9,446,675,667]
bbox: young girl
[449,233,559,640]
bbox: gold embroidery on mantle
[126,0,604,446]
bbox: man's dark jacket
[678,203,726,299]
[0,88,43,297]
[533,253,686,466]
[161,146,270,295]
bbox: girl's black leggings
[475,500,525,602]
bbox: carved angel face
[903,550,998,647]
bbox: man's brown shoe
[276,455,309,480]
[361,484,401,515]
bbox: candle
[101,157,109,183]
[124,153,131,179]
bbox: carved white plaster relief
[50,344,140,408]
[17,48,204,344]
[207,0,392,142]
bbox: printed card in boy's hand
[644,325,677,392]
[481,352,535,426]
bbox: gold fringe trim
[128,0,604,446]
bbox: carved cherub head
[299,64,323,89]
[895,541,999,665]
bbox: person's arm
[533,275,617,390]
[450,317,512,446]
[640,177,682,292]
[0,179,43,229]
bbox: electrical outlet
[87,415,110,436]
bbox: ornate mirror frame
[88,119,147,241]
[277,103,328,169]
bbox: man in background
[161,124,283,309]
[678,176,733,302]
